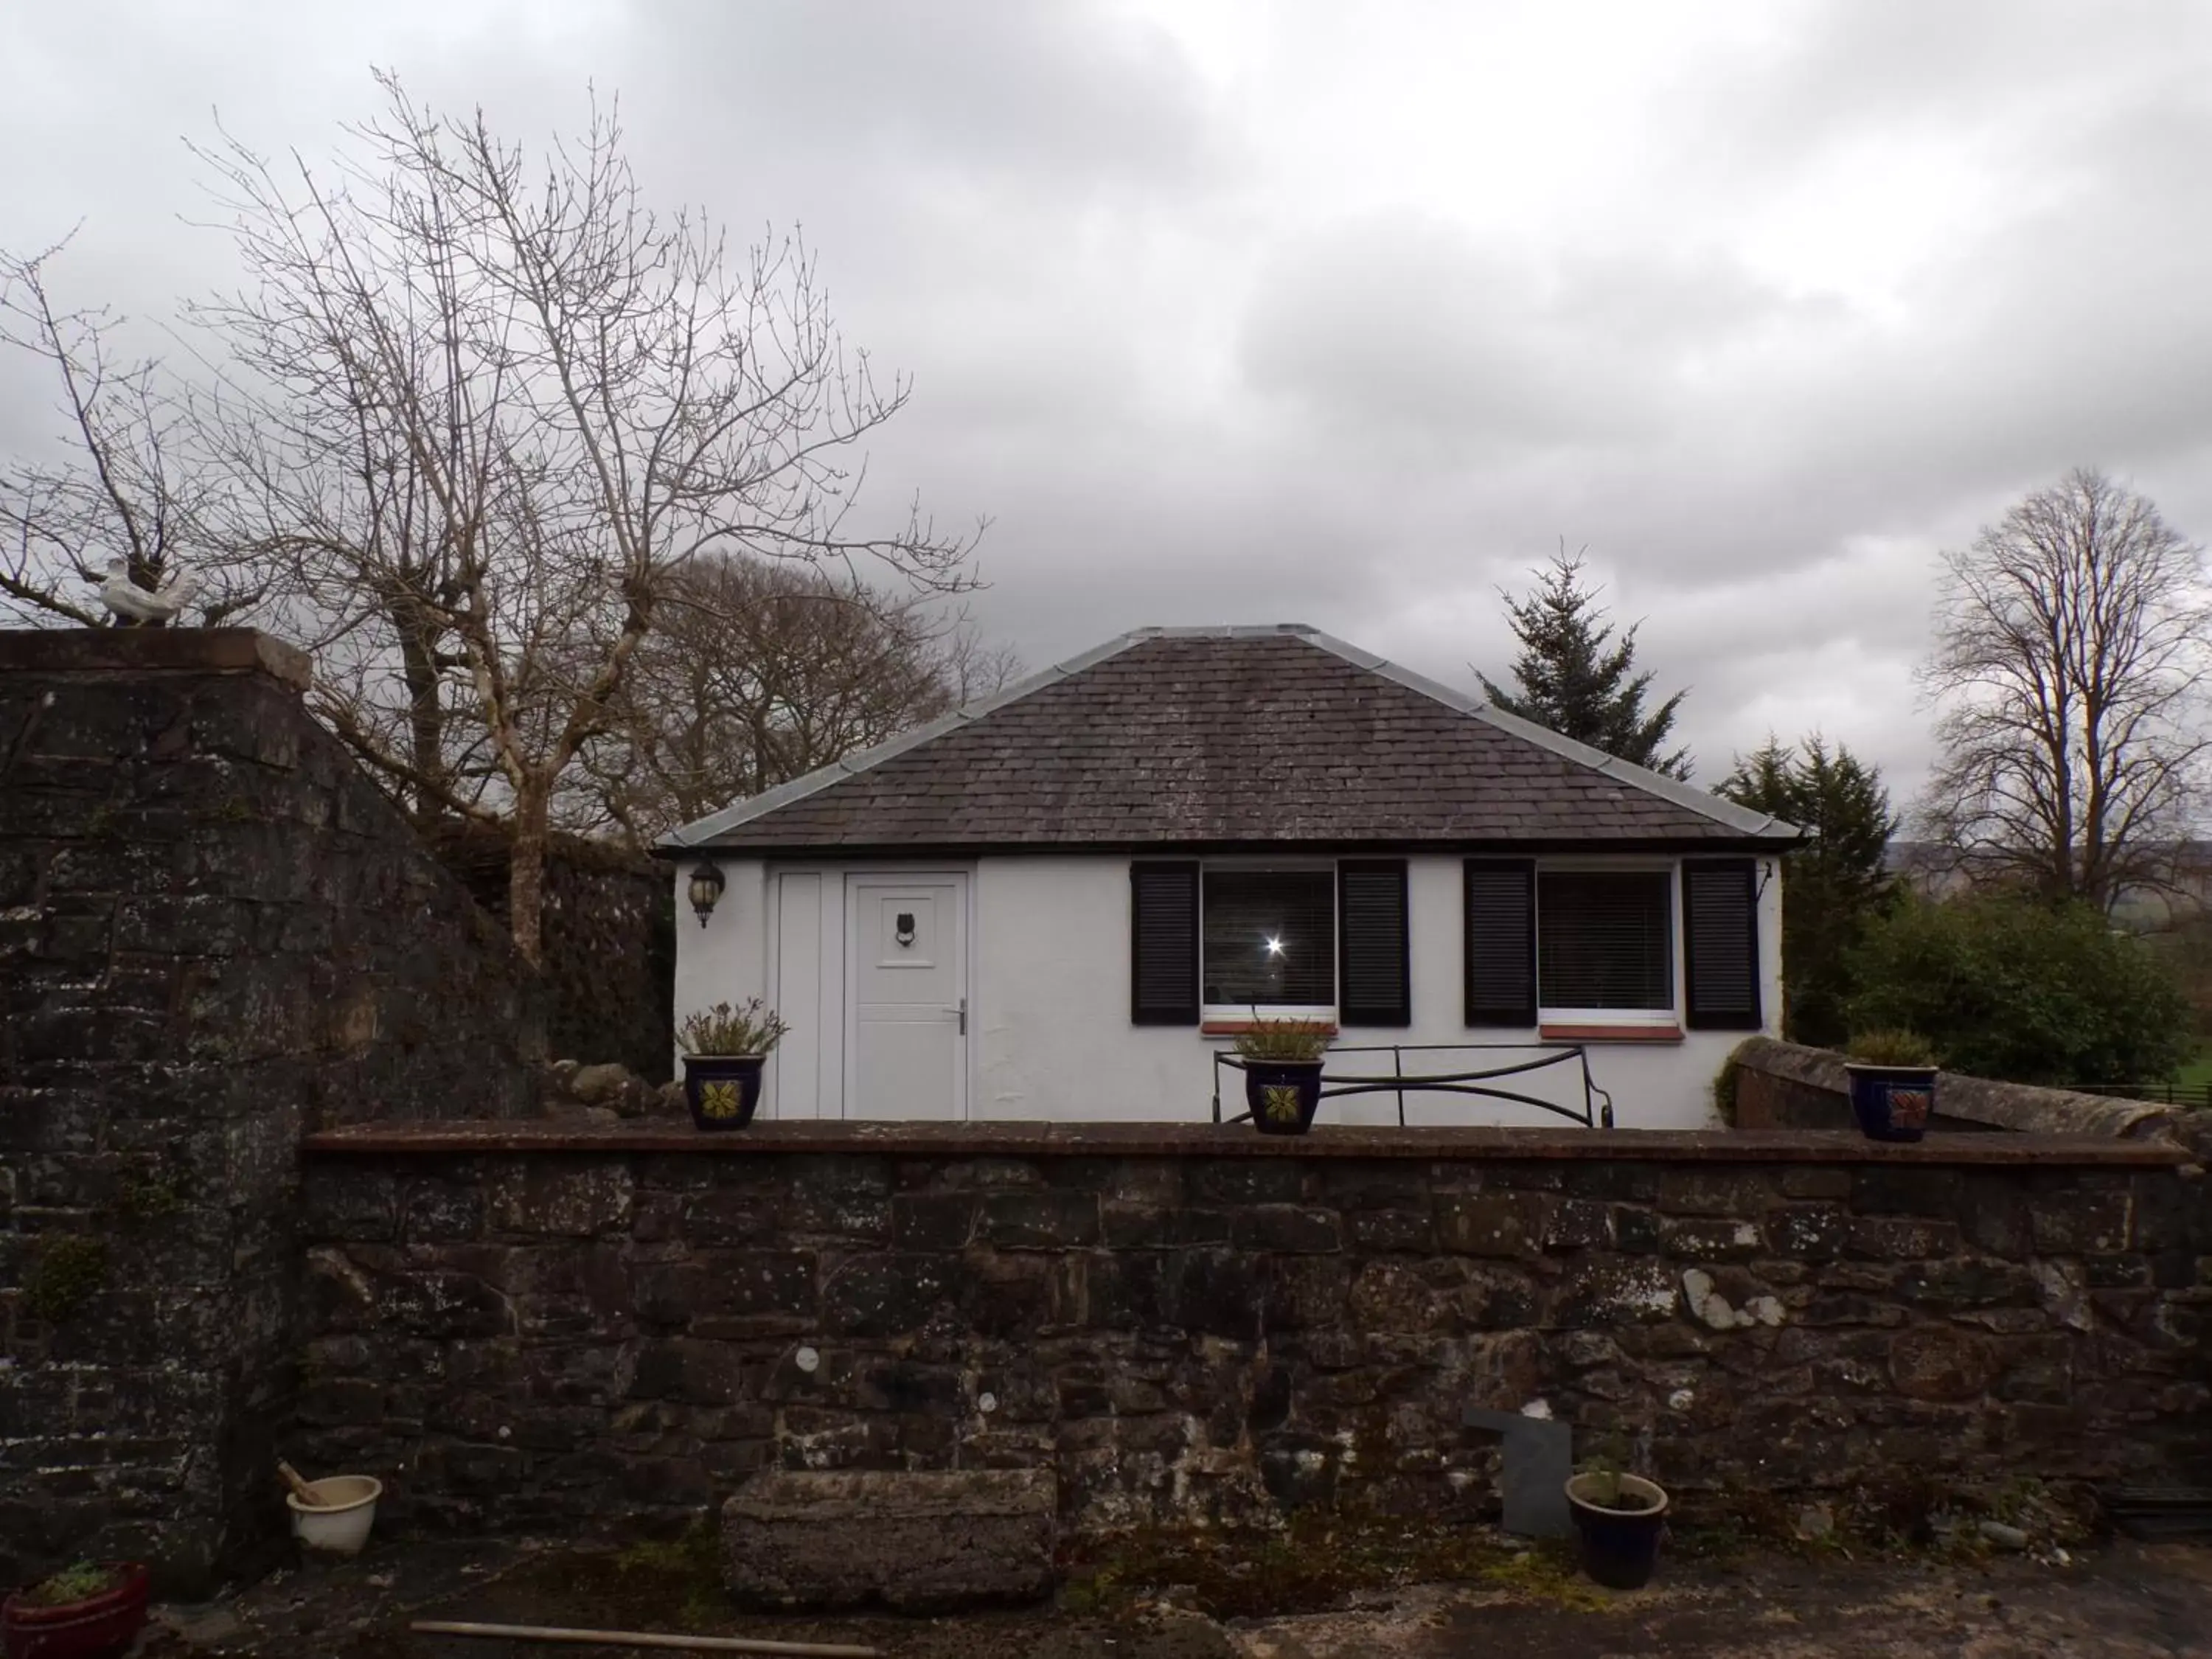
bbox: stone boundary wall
[424,822,675,1084]
[1729,1037,2201,1146]
[291,1121,2211,1544]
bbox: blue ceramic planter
[683,1054,765,1131]
[1846,1064,1936,1143]
[1243,1060,1324,1134]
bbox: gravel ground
[141,1533,2212,1659]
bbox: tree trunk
[509,787,549,969]
[390,590,449,822]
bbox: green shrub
[675,998,790,1057]
[1711,1055,1741,1126]
[24,1562,119,1607]
[1846,1029,1938,1068]
[1847,895,2191,1087]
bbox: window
[1203,869,1335,1011]
[1537,869,1674,1015]
[1130,858,1410,1028]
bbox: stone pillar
[0,628,538,1592]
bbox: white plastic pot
[287,1475,383,1555]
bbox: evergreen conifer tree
[1477,545,1691,778]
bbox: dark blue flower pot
[1567,1474,1669,1590]
[683,1054,765,1131]
[1244,1060,1324,1134]
[1846,1065,1936,1143]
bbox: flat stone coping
[302,1119,2192,1166]
[1730,1036,2186,1140]
[0,626,311,689]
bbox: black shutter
[1683,858,1761,1031]
[1464,858,1537,1026]
[1130,860,1200,1025]
[1338,860,1411,1026]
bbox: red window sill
[1541,1023,1683,1044]
[1201,1019,1341,1037]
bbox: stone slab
[722,1469,1057,1611]
[0,625,312,689]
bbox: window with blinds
[1537,869,1674,1012]
[1202,869,1336,1008]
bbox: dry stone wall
[291,1125,2212,1541]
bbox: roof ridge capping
[1295,630,1801,842]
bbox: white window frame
[1534,857,1683,1028]
[1198,858,1338,1024]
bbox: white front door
[846,872,968,1119]
[771,871,835,1120]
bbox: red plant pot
[2,1565,150,1659]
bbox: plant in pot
[1564,1441,1669,1590]
[1844,1029,1939,1143]
[1231,1014,1334,1135]
[676,998,790,1131]
[3,1561,151,1659]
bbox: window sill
[1540,1023,1684,1044]
[1201,1018,1340,1037]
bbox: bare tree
[187,73,980,962]
[571,554,1019,844]
[0,238,265,627]
[1918,467,2212,912]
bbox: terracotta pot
[3,1564,150,1659]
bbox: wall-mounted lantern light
[688,860,726,927]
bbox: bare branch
[1916,468,2212,911]
[181,72,985,961]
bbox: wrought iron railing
[2071,1080,2212,1110]
[1209,1042,1615,1129]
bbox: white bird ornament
[95,557,201,626]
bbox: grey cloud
[6,0,2212,811]
[619,0,1220,204]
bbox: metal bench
[1210,1042,1615,1128]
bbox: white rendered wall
[670,858,768,1079]
[970,853,1782,1130]
[674,851,1783,1130]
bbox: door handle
[949,998,967,1034]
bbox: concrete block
[1463,1408,1572,1539]
[722,1467,1056,1610]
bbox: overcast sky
[6,0,2211,800]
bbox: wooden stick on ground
[408,1620,878,1658]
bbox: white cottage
[662,625,1797,1129]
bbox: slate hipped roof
[663,625,1798,852]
